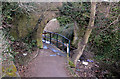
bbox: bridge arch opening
[42,18,71,57]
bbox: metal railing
[42,31,71,57]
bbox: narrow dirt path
[22,44,69,77]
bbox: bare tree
[72,2,96,66]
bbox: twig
[24,48,40,66]
[100,14,120,33]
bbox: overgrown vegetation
[88,2,120,77]
[57,2,120,77]
[1,2,120,78]
[57,2,90,45]
[2,2,37,66]
[58,2,90,26]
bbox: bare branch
[100,14,120,32]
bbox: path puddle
[50,54,57,56]
[43,43,66,57]
[43,46,48,49]
[51,48,59,53]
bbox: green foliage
[57,16,72,26]
[58,2,90,26]
[57,2,91,46]
[89,2,120,65]
[87,2,120,77]
[91,28,119,64]
[2,2,25,24]
[68,60,75,68]
[2,2,37,66]
[56,23,74,41]
[57,2,91,44]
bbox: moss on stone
[10,13,39,39]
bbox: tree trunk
[36,25,44,48]
[72,21,85,48]
[72,2,96,66]
[72,21,79,46]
